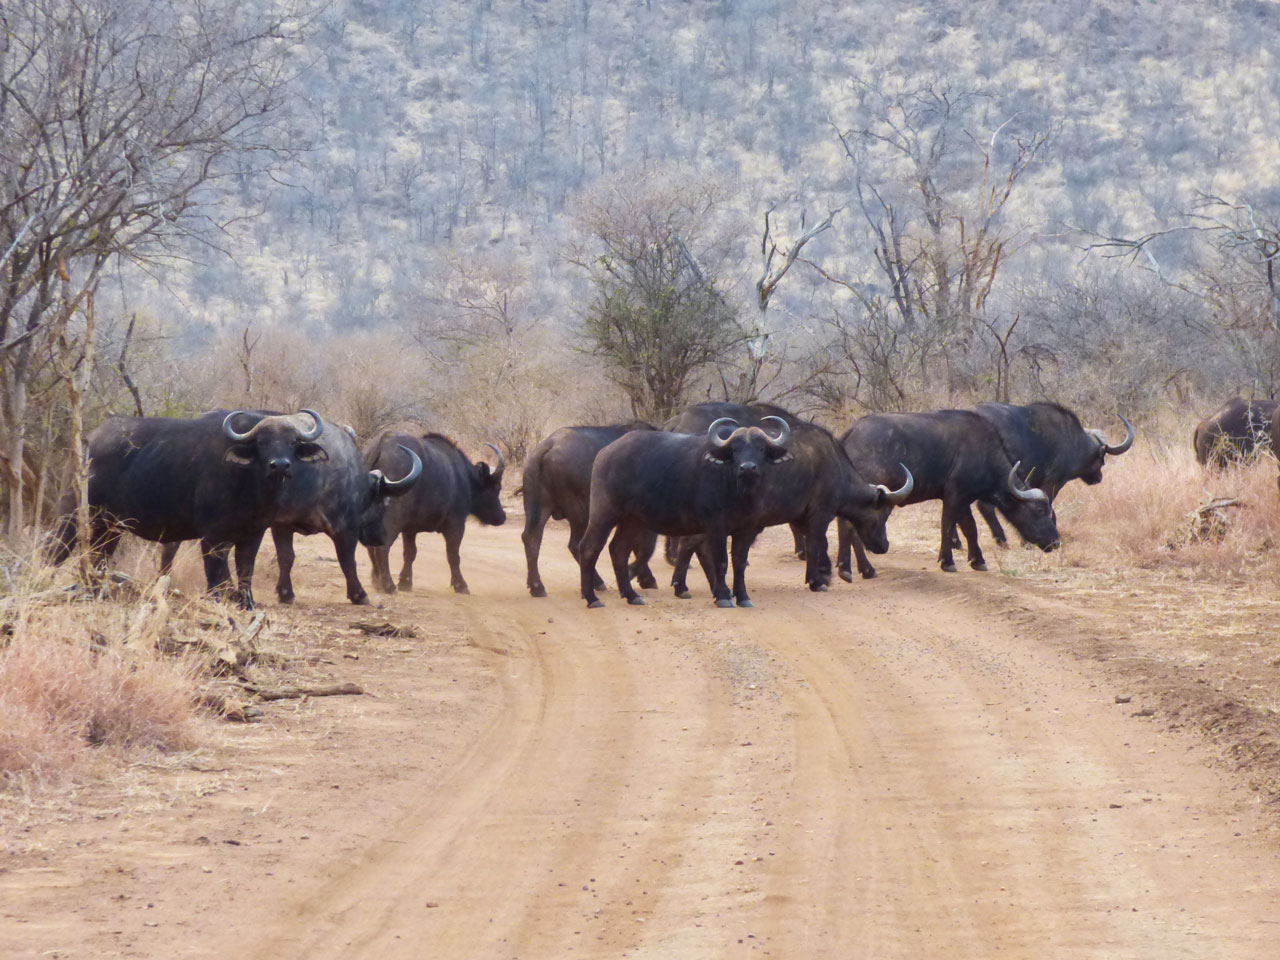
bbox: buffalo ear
[766,447,794,463]
[295,442,328,463]
[476,462,492,481]
[223,445,255,467]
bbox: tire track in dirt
[245,521,1280,959]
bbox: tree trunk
[70,294,96,582]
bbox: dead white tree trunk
[735,205,839,400]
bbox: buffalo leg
[976,501,1008,547]
[442,524,468,594]
[836,518,854,582]
[837,518,877,581]
[569,519,606,590]
[805,517,832,591]
[956,506,987,571]
[695,539,719,594]
[159,541,180,577]
[199,540,233,600]
[398,532,418,592]
[522,499,550,597]
[628,530,659,590]
[578,510,617,608]
[671,537,697,598]
[707,535,734,608]
[367,543,397,594]
[84,521,123,592]
[332,531,370,605]
[789,521,807,560]
[937,502,961,572]
[730,531,758,606]
[272,528,296,604]
[609,524,645,604]
[232,531,265,608]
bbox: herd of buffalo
[43,393,1280,609]
[45,398,1152,610]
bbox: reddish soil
[4,513,1280,958]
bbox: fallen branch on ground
[241,681,365,701]
[349,620,416,638]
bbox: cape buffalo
[48,409,420,608]
[520,422,658,598]
[962,402,1134,546]
[667,420,913,601]
[156,411,422,605]
[364,432,507,595]
[578,417,793,608]
[1193,397,1278,468]
[837,410,1060,579]
[663,401,810,559]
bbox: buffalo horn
[1102,415,1134,455]
[759,415,791,447]
[1008,460,1049,502]
[379,444,422,494]
[876,462,914,505]
[484,442,507,481]
[222,410,258,442]
[297,409,324,441]
[707,417,738,447]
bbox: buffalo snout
[267,456,292,479]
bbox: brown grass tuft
[1019,431,1280,574]
[0,599,198,789]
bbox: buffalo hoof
[373,583,396,595]
[453,584,470,595]
[592,575,607,590]
[587,599,605,609]
[996,539,1009,549]
[350,593,371,605]
[627,596,646,605]
[970,560,988,572]
[940,561,957,573]
[529,584,547,598]
[397,581,413,593]
[737,598,753,608]
[277,592,295,605]
[636,574,658,590]
[838,567,854,584]
[675,590,692,600]
[860,568,877,580]
[715,598,734,609]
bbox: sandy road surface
[6,517,1280,958]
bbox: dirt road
[6,517,1280,958]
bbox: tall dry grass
[1012,416,1280,576]
[0,578,199,790]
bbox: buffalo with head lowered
[837,410,1061,580]
[960,402,1133,547]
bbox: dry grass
[1008,426,1280,576]
[0,578,199,791]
